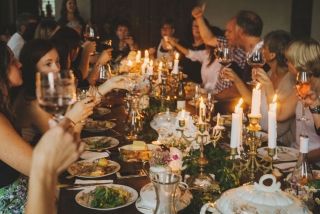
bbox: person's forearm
[26,163,57,214]
[195,17,218,46]
[215,85,240,100]
[97,80,113,95]
[311,113,320,129]
[172,42,189,56]
[79,51,91,80]
[234,79,252,105]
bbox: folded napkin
[74,179,113,185]
[274,162,296,171]
[80,151,109,160]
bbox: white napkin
[274,162,296,171]
[74,179,113,185]
[80,151,109,160]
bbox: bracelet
[309,105,320,114]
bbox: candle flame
[149,60,153,66]
[255,83,261,90]
[272,94,277,103]
[144,50,149,58]
[175,52,180,60]
[158,62,163,69]
[235,98,243,112]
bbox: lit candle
[172,52,179,74]
[230,112,241,149]
[147,60,153,75]
[144,50,149,64]
[127,59,133,67]
[136,50,141,62]
[235,98,243,151]
[251,83,261,116]
[216,113,221,126]
[268,94,277,149]
[158,61,163,71]
[199,97,206,124]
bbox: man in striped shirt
[192,6,263,100]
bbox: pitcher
[150,172,179,214]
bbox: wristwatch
[309,105,320,114]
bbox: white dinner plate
[82,136,119,151]
[67,159,120,178]
[83,119,116,132]
[257,146,299,162]
[75,184,138,211]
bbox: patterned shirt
[214,36,247,93]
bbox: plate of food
[75,184,138,211]
[82,136,119,151]
[119,141,159,162]
[83,119,116,132]
[93,107,111,116]
[257,146,299,162]
[67,158,120,178]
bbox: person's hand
[65,97,95,124]
[82,41,96,55]
[124,36,136,49]
[299,89,319,107]
[221,67,240,82]
[254,68,272,86]
[96,48,112,65]
[32,121,84,174]
[192,5,205,19]
[106,75,131,90]
[166,36,178,47]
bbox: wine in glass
[246,49,265,85]
[84,24,99,55]
[36,70,77,122]
[216,46,232,81]
[296,70,311,122]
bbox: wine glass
[36,70,76,122]
[83,24,99,55]
[216,46,233,81]
[296,70,311,122]
[246,49,265,85]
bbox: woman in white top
[167,26,225,92]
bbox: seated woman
[167,26,225,93]
[284,39,320,163]
[223,30,295,146]
[15,39,94,144]
[110,19,138,63]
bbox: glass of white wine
[36,70,76,122]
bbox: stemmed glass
[216,45,233,81]
[246,49,265,85]
[84,23,99,55]
[36,70,77,122]
[296,70,311,123]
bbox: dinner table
[56,85,317,214]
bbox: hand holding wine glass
[247,48,265,85]
[216,46,232,81]
[36,70,77,122]
[296,70,311,121]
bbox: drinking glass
[296,70,311,122]
[36,70,76,122]
[216,46,232,81]
[83,24,99,55]
[246,49,265,85]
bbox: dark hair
[51,27,81,69]
[15,13,36,32]
[58,0,84,27]
[0,41,17,122]
[34,19,58,39]
[20,39,55,99]
[161,18,175,29]
[235,10,263,37]
[264,30,293,67]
